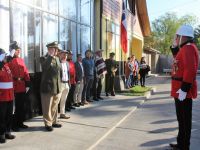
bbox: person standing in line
[139,57,147,87]
[73,54,84,106]
[93,49,107,101]
[82,50,95,103]
[8,41,30,131]
[125,57,133,89]
[0,48,15,143]
[58,47,70,119]
[169,25,199,150]
[134,58,139,85]
[66,50,76,111]
[105,52,118,96]
[40,41,62,131]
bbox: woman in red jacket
[0,48,15,143]
[169,25,199,150]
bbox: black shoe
[70,106,76,109]
[74,103,80,107]
[106,93,109,96]
[45,126,53,131]
[79,102,84,106]
[97,96,104,100]
[66,108,71,112]
[0,136,6,144]
[52,123,62,128]
[87,100,94,102]
[19,124,29,129]
[111,92,115,96]
[169,143,180,149]
[93,98,99,101]
[12,127,20,132]
[5,133,15,140]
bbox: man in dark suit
[40,41,62,131]
[105,52,118,96]
[73,54,85,106]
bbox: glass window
[11,2,35,73]
[81,0,90,25]
[107,32,116,58]
[43,13,58,55]
[81,26,90,57]
[0,0,9,52]
[59,0,77,20]
[59,18,70,51]
[77,24,81,55]
[71,22,77,61]
[42,0,58,14]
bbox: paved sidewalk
[0,76,199,150]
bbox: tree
[144,13,197,54]
[194,25,200,50]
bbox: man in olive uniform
[40,41,62,131]
[105,52,118,96]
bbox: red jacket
[0,64,14,101]
[8,57,30,93]
[68,60,76,84]
[171,43,199,99]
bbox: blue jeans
[82,76,94,101]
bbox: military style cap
[110,52,115,56]
[46,41,59,48]
[9,41,20,51]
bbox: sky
[146,0,200,25]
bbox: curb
[144,87,156,100]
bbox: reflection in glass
[11,2,35,73]
[35,11,41,72]
[81,26,90,57]
[71,22,77,61]
[42,0,58,14]
[59,18,70,51]
[43,13,58,55]
[59,0,77,20]
[81,0,90,25]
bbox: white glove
[26,87,30,93]
[176,89,187,101]
[10,49,16,57]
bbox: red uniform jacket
[68,60,76,85]
[171,43,199,99]
[0,64,14,101]
[8,57,30,93]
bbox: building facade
[0,0,150,117]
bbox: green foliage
[194,25,200,50]
[144,13,197,54]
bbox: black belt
[62,81,69,83]
[172,77,196,81]
[13,77,24,81]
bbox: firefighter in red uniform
[8,41,30,131]
[0,48,15,143]
[169,25,199,150]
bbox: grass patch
[118,86,152,96]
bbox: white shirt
[61,62,69,82]
[79,61,84,77]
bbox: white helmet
[176,25,194,38]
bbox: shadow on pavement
[151,119,177,124]
[149,127,177,134]
[140,137,175,147]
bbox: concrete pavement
[0,76,199,150]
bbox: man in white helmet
[169,25,199,150]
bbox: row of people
[125,55,150,88]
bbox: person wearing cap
[57,46,70,119]
[66,50,76,111]
[105,52,118,96]
[8,41,30,131]
[92,49,107,101]
[73,54,84,106]
[0,48,15,143]
[82,50,95,103]
[40,41,62,131]
[169,25,199,150]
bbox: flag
[120,0,128,54]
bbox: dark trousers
[140,73,146,86]
[105,74,115,94]
[14,92,26,127]
[0,101,13,135]
[93,77,102,98]
[66,84,75,108]
[82,77,94,101]
[175,98,192,150]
